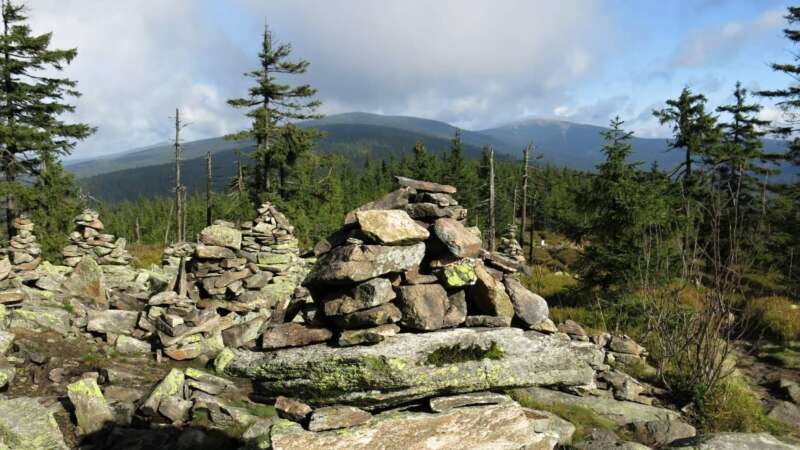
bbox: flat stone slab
[665,432,800,449]
[429,392,511,412]
[0,397,69,450]
[269,402,556,450]
[513,386,679,425]
[220,327,602,409]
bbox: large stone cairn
[62,209,133,267]
[498,223,526,263]
[295,175,552,347]
[1,216,42,280]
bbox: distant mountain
[70,111,792,202]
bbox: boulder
[140,368,185,417]
[199,224,242,249]
[512,387,679,425]
[355,210,429,245]
[433,218,482,258]
[767,400,800,428]
[87,309,139,335]
[115,335,151,354]
[195,244,236,259]
[525,408,577,446]
[262,323,333,350]
[9,304,71,336]
[0,330,14,355]
[397,284,449,331]
[395,176,457,194]
[443,290,467,328]
[269,402,557,450]
[322,278,396,316]
[629,419,697,447]
[306,243,426,285]
[466,263,514,319]
[609,335,645,356]
[61,256,108,308]
[308,405,371,431]
[0,397,69,450]
[67,378,114,435]
[220,327,603,409]
[665,432,800,449]
[504,278,549,327]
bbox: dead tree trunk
[488,145,496,252]
[174,107,183,243]
[135,215,141,244]
[521,143,530,247]
[206,151,212,226]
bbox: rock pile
[161,241,195,274]
[62,209,133,267]
[498,222,526,263]
[1,216,42,281]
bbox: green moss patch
[425,341,504,367]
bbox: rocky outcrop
[219,327,603,409]
[267,401,559,450]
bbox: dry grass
[127,243,164,269]
[744,296,800,343]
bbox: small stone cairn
[62,209,132,267]
[1,216,42,280]
[498,223,526,263]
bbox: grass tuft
[425,341,504,367]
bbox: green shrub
[744,296,800,343]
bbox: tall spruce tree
[227,25,321,197]
[0,0,94,237]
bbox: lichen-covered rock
[306,243,426,284]
[67,378,114,435]
[330,303,402,329]
[395,176,457,194]
[269,401,556,450]
[504,278,549,327]
[140,368,185,417]
[220,327,603,409]
[87,309,139,335]
[61,256,108,308]
[115,335,151,354]
[629,419,696,447]
[440,259,477,287]
[0,364,15,389]
[200,224,242,249]
[0,397,69,450]
[9,304,71,336]
[338,324,400,347]
[466,263,514,320]
[0,330,14,355]
[322,278,396,316]
[355,210,429,245]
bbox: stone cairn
[62,209,132,267]
[161,241,195,273]
[498,223,526,263]
[2,216,42,279]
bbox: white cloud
[673,8,784,67]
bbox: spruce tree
[227,25,321,196]
[0,0,94,237]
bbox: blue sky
[26,0,799,158]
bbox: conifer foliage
[0,0,93,240]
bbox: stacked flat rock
[297,176,550,349]
[498,223,526,263]
[240,202,301,270]
[62,210,133,267]
[2,217,42,280]
[161,241,195,273]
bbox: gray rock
[199,224,242,249]
[308,405,371,431]
[355,210,429,245]
[443,290,467,328]
[220,327,603,409]
[503,277,549,326]
[0,364,15,389]
[306,243,426,285]
[629,419,697,447]
[338,324,400,347]
[665,432,800,449]
[322,278,396,316]
[767,401,800,428]
[115,335,151,354]
[331,303,402,329]
[0,330,14,355]
[158,395,192,423]
[140,368,185,417]
[395,176,457,194]
[428,391,510,412]
[466,263,514,319]
[87,309,139,335]
[61,256,108,308]
[184,368,234,395]
[609,336,645,356]
[67,378,114,435]
[525,407,577,446]
[779,379,800,404]
[195,244,236,259]
[9,305,71,336]
[0,397,69,449]
[512,387,679,425]
[275,396,312,422]
[433,218,482,258]
[464,315,512,327]
[270,401,557,450]
[344,187,416,225]
[262,323,333,350]
[222,315,268,348]
[559,320,588,337]
[397,284,448,331]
